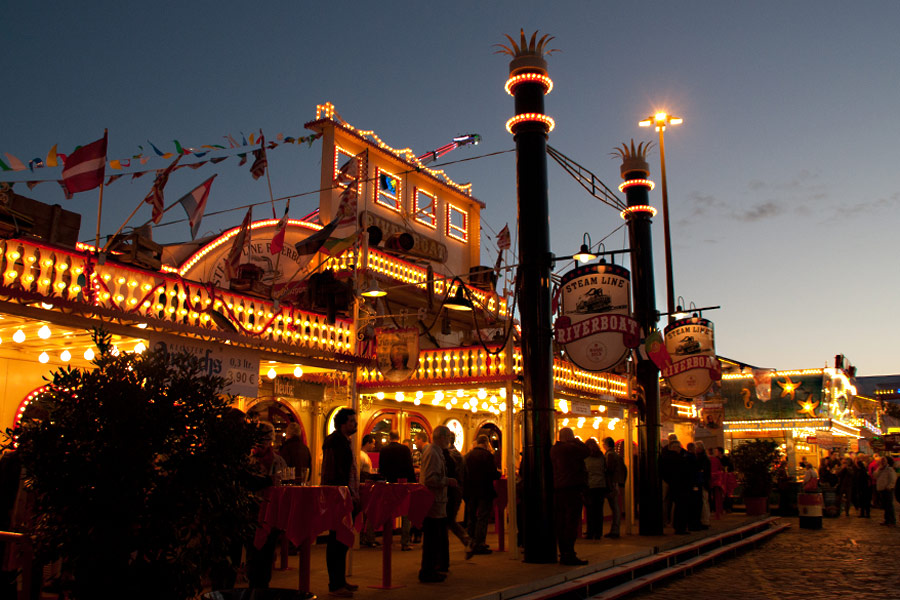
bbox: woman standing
[835,457,855,517]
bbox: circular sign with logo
[553,263,639,372]
[662,316,721,398]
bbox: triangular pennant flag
[226,207,252,280]
[270,199,290,255]
[46,144,59,167]
[250,132,267,180]
[4,153,26,171]
[177,175,217,240]
[142,155,182,224]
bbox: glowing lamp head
[39,352,49,364]
[267,367,277,380]
[293,366,304,378]
[13,330,26,343]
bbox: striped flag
[60,133,107,194]
[177,175,217,240]
[269,199,290,255]
[496,224,511,250]
[250,134,267,180]
[225,207,252,280]
[143,155,182,224]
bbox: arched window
[247,398,305,448]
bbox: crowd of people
[800,451,898,526]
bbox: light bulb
[477,389,487,400]
[435,391,444,402]
[499,388,507,399]
[376,391,385,400]
[559,399,569,414]
[415,390,424,400]
[267,367,277,379]
[13,330,25,343]
[414,398,421,405]
[445,402,452,410]
[293,366,304,378]
[471,404,477,413]
[395,392,404,401]
[134,342,146,354]
[577,417,586,428]
[456,389,464,398]
[39,351,49,364]
[38,325,51,339]
[481,402,488,410]
[499,402,507,412]
[84,348,95,360]
[60,350,71,362]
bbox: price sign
[148,335,260,397]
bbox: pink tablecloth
[255,485,354,549]
[359,482,434,529]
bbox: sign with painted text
[148,334,260,397]
[569,400,592,416]
[662,316,721,398]
[553,263,639,372]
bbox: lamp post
[638,112,681,323]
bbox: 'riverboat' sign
[553,263,639,372]
[662,316,721,398]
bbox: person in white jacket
[874,456,897,526]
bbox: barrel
[798,492,823,529]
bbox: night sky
[3,2,898,375]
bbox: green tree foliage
[730,440,780,497]
[9,329,263,599]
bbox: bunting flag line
[143,155,182,224]
[226,207,252,280]
[60,133,107,195]
[269,199,290,255]
[177,174,217,240]
[0,132,323,192]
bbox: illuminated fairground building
[0,103,633,483]
[714,356,883,473]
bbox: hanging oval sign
[553,263,640,372]
[662,316,721,398]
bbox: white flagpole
[94,128,108,252]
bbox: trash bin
[798,492,823,529]
[204,590,315,600]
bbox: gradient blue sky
[3,2,898,375]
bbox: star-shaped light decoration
[797,398,820,418]
[778,376,801,400]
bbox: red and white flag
[177,175,217,240]
[250,133,267,180]
[225,207,252,280]
[269,199,290,255]
[143,155,182,224]
[61,133,107,194]
[496,224,511,250]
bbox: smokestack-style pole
[616,141,664,535]
[502,30,557,563]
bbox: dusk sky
[3,2,898,375]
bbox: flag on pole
[143,155,182,224]
[177,175,217,240]
[226,207,252,280]
[318,186,359,256]
[270,199,290,255]
[496,224,511,250]
[250,134,267,180]
[3,153,26,172]
[60,133,107,194]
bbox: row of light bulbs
[266,366,305,379]
[34,342,148,364]
[560,416,621,431]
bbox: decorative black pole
[501,30,557,563]
[616,142,664,535]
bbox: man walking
[321,408,359,597]
[378,431,417,550]
[419,426,457,582]
[602,437,624,539]
[551,428,590,565]
[464,434,500,558]
[874,456,897,526]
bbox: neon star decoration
[797,398,819,418]
[777,376,801,400]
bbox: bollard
[798,492,823,529]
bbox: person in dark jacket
[279,422,311,483]
[602,437,625,539]
[463,434,500,558]
[854,453,872,518]
[551,428,590,565]
[443,432,471,554]
[835,457,855,517]
[379,430,417,550]
[583,438,608,539]
[321,408,359,597]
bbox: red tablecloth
[255,485,354,549]
[358,482,434,529]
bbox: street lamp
[639,112,682,323]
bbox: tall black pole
[617,145,664,535]
[505,39,556,563]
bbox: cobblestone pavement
[633,504,900,600]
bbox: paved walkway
[631,502,900,599]
[232,513,775,599]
